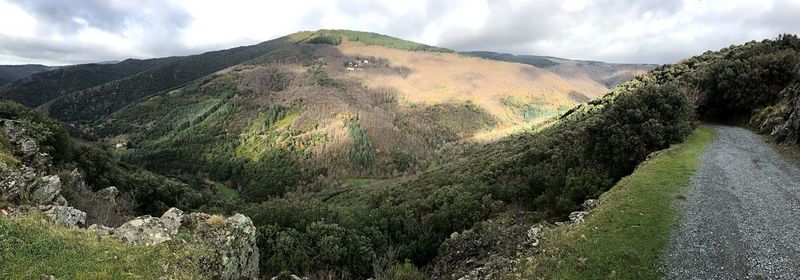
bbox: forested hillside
[0,30,648,200]
[0,64,53,86]
[4,30,798,279]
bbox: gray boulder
[184,213,260,280]
[31,175,61,204]
[113,215,175,245]
[582,199,599,211]
[568,210,589,224]
[44,206,86,227]
[160,207,184,236]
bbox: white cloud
[0,0,798,65]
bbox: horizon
[1,0,799,66]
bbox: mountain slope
[463,51,657,88]
[0,64,54,86]
[0,59,173,107]
[68,30,655,201]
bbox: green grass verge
[0,212,214,279]
[521,126,716,279]
[214,182,239,200]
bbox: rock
[39,274,56,280]
[54,195,68,206]
[115,142,127,149]
[88,224,115,237]
[526,224,544,246]
[44,206,86,227]
[113,215,174,245]
[568,211,589,224]
[96,186,119,201]
[19,139,39,158]
[160,207,184,236]
[582,199,599,211]
[184,213,260,280]
[31,175,62,204]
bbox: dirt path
[664,126,800,279]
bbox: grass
[521,126,716,279]
[343,178,381,187]
[0,212,214,280]
[213,181,239,200]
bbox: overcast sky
[0,0,798,65]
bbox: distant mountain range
[0,64,54,86]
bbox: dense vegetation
[237,76,695,278]
[0,100,222,215]
[301,30,453,52]
[0,59,170,107]
[463,51,560,68]
[0,64,54,86]
[4,29,800,279]
[236,35,800,278]
[524,127,715,279]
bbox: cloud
[0,0,798,65]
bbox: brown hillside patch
[336,40,584,123]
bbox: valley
[1,28,800,280]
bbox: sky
[0,0,799,65]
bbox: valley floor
[664,126,800,279]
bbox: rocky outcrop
[565,198,599,224]
[431,211,541,280]
[1,119,87,227]
[751,81,800,144]
[181,213,260,280]
[43,205,86,227]
[2,117,260,280]
[112,208,260,280]
[113,215,177,246]
[31,175,61,204]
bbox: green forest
[1,31,799,279]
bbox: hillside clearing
[521,126,715,279]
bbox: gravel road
[664,126,800,279]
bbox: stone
[184,213,260,280]
[54,195,68,206]
[160,207,184,236]
[568,210,589,224]
[88,224,115,237]
[19,138,39,158]
[31,175,62,204]
[582,199,599,211]
[113,215,174,246]
[44,206,86,227]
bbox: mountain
[0,30,654,201]
[462,51,657,88]
[2,30,800,279]
[0,64,54,86]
